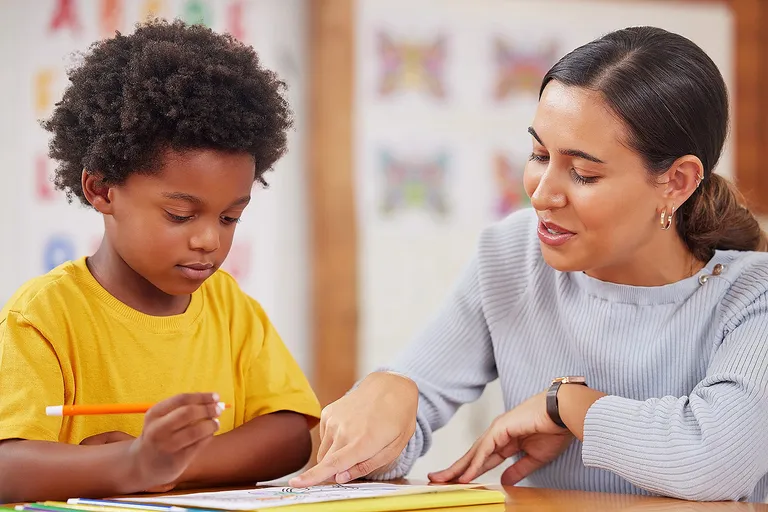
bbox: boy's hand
[80,431,175,493]
[127,393,222,491]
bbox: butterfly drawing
[494,153,529,218]
[493,38,559,100]
[377,32,447,99]
[379,151,450,217]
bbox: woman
[292,26,768,502]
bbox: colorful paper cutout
[494,38,559,99]
[221,242,252,282]
[377,33,447,99]
[34,68,55,117]
[140,0,165,21]
[99,0,123,37]
[494,152,529,218]
[49,0,81,33]
[182,0,213,27]
[380,150,450,217]
[35,154,56,201]
[43,235,76,272]
[226,0,246,41]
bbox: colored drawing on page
[493,37,559,99]
[380,150,450,217]
[494,153,529,218]
[377,32,447,99]
[122,483,425,510]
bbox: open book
[112,482,507,512]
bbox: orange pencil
[45,402,231,416]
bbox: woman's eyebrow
[528,126,606,164]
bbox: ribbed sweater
[373,207,768,502]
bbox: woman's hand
[290,371,419,487]
[429,391,574,485]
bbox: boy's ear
[81,169,114,215]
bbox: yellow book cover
[249,488,506,512]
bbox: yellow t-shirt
[0,257,320,444]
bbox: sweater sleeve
[582,289,768,501]
[368,252,499,480]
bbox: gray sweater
[373,207,768,502]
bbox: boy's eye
[166,212,193,223]
[221,216,241,225]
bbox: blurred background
[0,0,765,483]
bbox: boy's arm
[0,393,222,503]
[0,439,137,503]
[180,411,311,487]
[186,296,321,486]
[0,312,143,502]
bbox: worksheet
[120,483,481,510]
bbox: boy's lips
[180,263,214,270]
[177,263,216,280]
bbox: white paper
[120,483,481,510]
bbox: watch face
[553,376,586,385]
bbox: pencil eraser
[46,405,63,416]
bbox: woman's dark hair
[540,26,767,261]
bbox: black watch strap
[546,378,587,429]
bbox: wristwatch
[546,376,587,428]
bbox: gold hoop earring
[660,205,675,230]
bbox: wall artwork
[493,152,529,219]
[377,33,448,99]
[492,38,559,100]
[379,150,451,218]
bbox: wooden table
[494,486,768,511]
[125,485,768,511]
[7,485,768,511]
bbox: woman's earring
[660,205,675,230]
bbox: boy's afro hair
[42,18,293,206]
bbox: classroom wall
[0,0,23,307]
[0,0,313,375]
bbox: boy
[0,19,320,502]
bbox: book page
[119,483,482,510]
